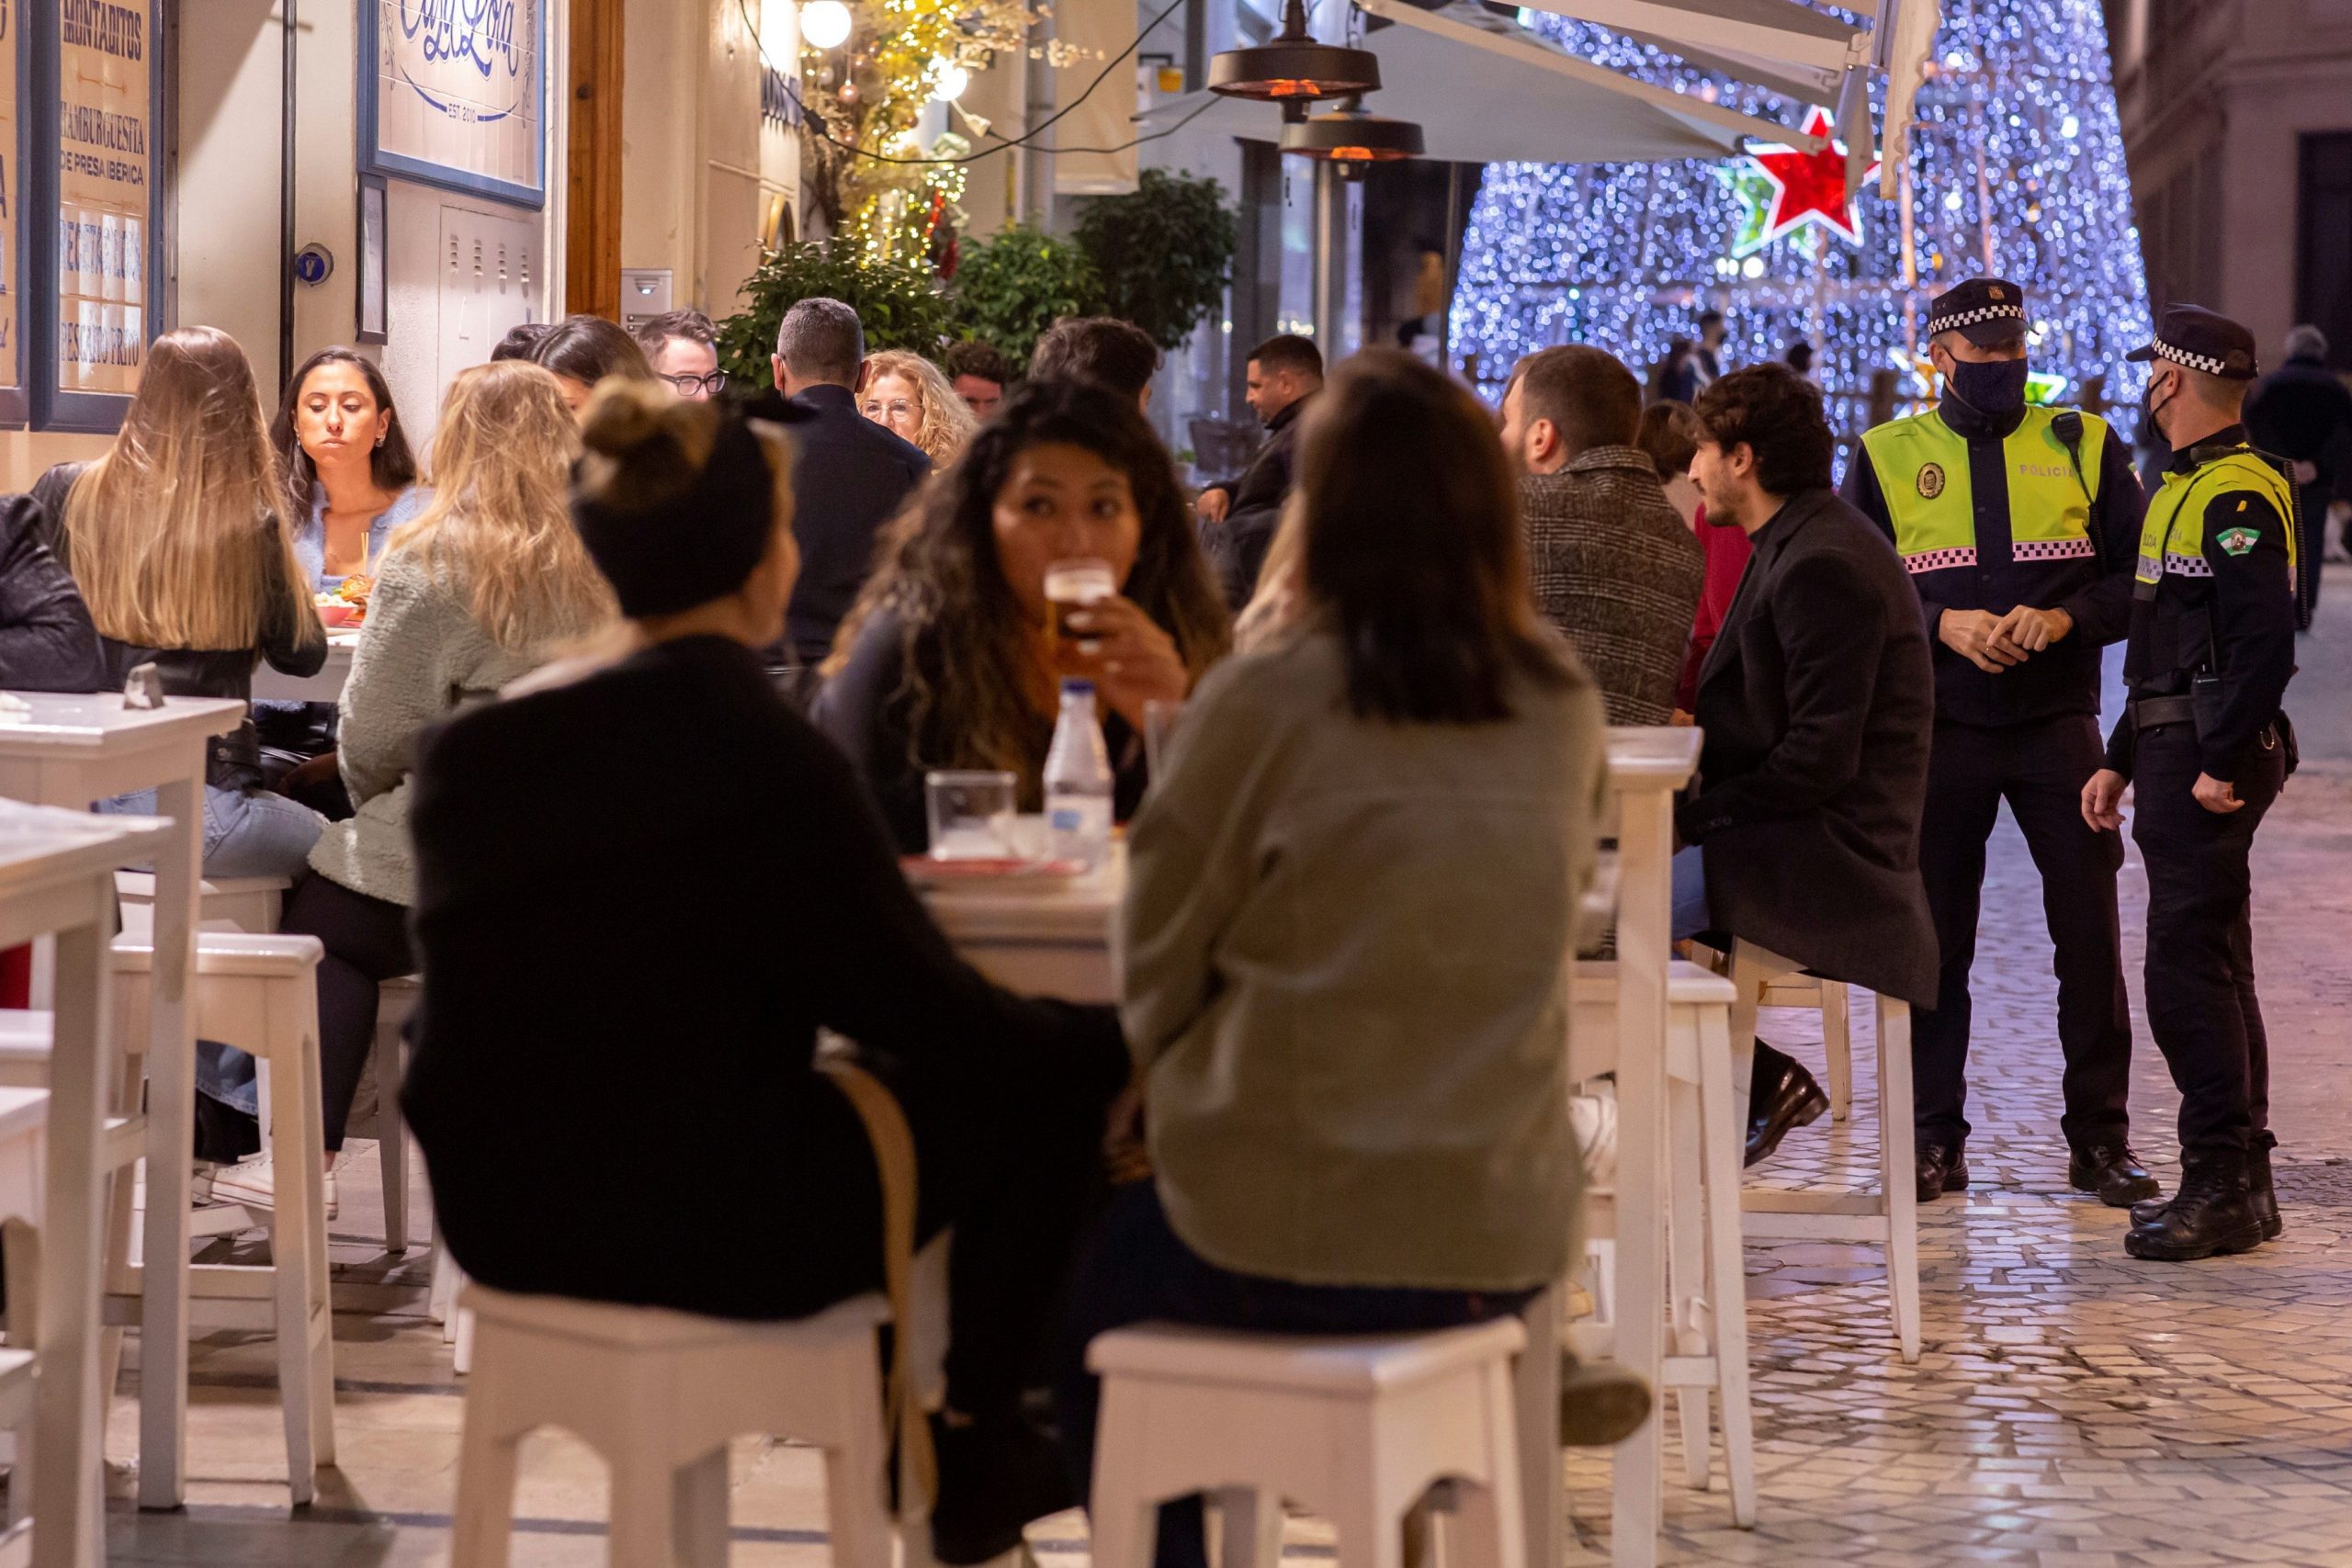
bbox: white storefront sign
[364,0,546,208]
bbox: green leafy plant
[715,240,954,392]
[947,223,1106,369]
[1073,169,1238,352]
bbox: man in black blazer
[1678,365,1939,1166]
[766,298,931,668]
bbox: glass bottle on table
[1044,677,1114,870]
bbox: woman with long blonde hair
[32,325,328,879]
[214,360,616,1213]
[861,349,979,468]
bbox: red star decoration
[1747,107,1879,251]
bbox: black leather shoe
[2068,1145,2160,1208]
[2123,1161,2266,1262]
[1916,1141,1969,1203]
[2251,1146,2283,1241]
[927,1408,1077,1565]
[1745,1048,1828,1168]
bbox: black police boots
[2130,1146,2284,1240]
[2068,1145,2160,1207]
[2122,1156,2267,1262]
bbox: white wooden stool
[112,872,290,942]
[1087,1318,1528,1568]
[1753,972,1853,1122]
[0,1083,48,1553]
[452,1284,903,1568]
[369,976,421,1256]
[1567,960,1755,1529]
[1722,941,1919,1362]
[111,932,339,1499]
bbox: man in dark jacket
[766,298,930,668]
[1680,364,1939,1166]
[0,492,106,691]
[1195,333,1322,609]
[2244,323,2352,624]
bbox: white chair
[452,1282,927,1568]
[1566,960,1755,1529]
[1752,972,1853,1122]
[0,1083,48,1559]
[109,932,339,1500]
[1718,940,1919,1363]
[1087,1318,1528,1568]
[112,873,290,942]
[369,976,421,1256]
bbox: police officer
[1844,277,2151,1208]
[2083,305,2299,1262]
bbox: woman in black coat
[400,381,1126,1565]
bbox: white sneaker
[209,1156,339,1222]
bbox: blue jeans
[96,784,324,1117]
[1056,1182,1534,1568]
[1671,845,1710,942]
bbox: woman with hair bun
[398,378,1127,1567]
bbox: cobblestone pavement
[99,581,2352,1566]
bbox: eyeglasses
[865,399,918,421]
[660,370,729,396]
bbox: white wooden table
[0,693,246,1519]
[248,633,359,705]
[0,801,169,1568]
[916,729,1702,1568]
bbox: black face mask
[2143,373,2177,446]
[1947,356,2030,420]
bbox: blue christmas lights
[1449,0,2154,444]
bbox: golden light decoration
[791,0,1073,269]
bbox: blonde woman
[214,360,616,1213]
[860,349,978,468]
[31,325,328,879]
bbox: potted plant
[715,240,953,392]
[947,223,1106,368]
[1073,169,1238,352]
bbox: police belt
[2127,694,2199,731]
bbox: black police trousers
[2131,718,2286,1161]
[1913,714,2133,1151]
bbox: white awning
[1134,0,1822,165]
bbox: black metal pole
[279,0,297,393]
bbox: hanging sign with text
[366,0,546,207]
[56,0,148,396]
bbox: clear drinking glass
[1044,558,1117,649]
[924,770,1021,860]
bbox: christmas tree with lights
[1448,0,2152,439]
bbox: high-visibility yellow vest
[2133,446,2298,592]
[1859,405,2109,576]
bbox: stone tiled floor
[99,579,2352,1566]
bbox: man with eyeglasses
[633,308,729,400]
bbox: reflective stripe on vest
[1859,405,2108,575]
[2133,448,2298,591]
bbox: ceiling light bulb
[800,0,852,51]
[933,64,969,101]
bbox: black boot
[1745,1043,1828,1168]
[2068,1145,2160,1207]
[2123,1156,2266,1262]
[927,1407,1077,1565]
[2251,1145,2282,1241]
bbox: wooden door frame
[566,0,625,319]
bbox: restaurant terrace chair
[1706,940,1921,1363]
[369,975,422,1256]
[1086,1317,1529,1568]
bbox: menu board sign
[365,0,546,208]
[55,0,150,396]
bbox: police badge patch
[1917,462,1947,500]
[2217,526,2260,557]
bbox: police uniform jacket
[2104,424,2297,784]
[1842,396,2143,727]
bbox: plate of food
[315,574,370,628]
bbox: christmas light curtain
[1448,0,2153,440]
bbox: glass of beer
[1044,558,1117,650]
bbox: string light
[1448,0,2154,446]
[799,0,852,50]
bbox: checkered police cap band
[1928,302,2027,335]
[2149,338,2227,375]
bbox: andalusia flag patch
[2217,525,2261,557]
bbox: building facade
[2107,0,2352,369]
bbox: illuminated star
[1745,107,1879,251]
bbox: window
[2297,132,2352,370]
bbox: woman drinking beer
[813,379,1228,853]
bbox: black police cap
[2126,305,2260,381]
[1926,277,2028,346]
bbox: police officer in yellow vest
[1844,277,2152,1211]
[2083,305,2299,1262]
